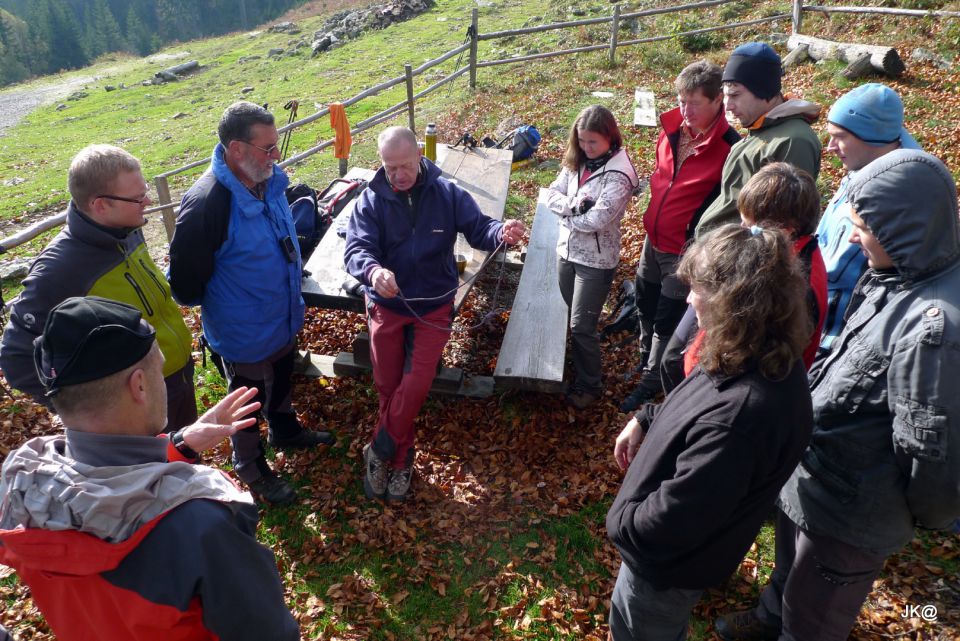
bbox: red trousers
[367,301,452,468]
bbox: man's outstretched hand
[182,386,261,453]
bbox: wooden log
[161,60,199,76]
[787,33,905,76]
[0,211,66,253]
[841,53,874,80]
[782,43,809,68]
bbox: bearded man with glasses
[1,144,198,434]
[169,101,334,506]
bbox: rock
[237,55,262,63]
[570,7,585,16]
[119,83,125,89]
[105,85,116,92]
[56,103,68,111]
[538,159,560,172]
[912,47,952,70]
[311,36,332,54]
[172,112,188,119]
[2,177,25,187]
[268,48,284,56]
[0,260,31,282]
[241,86,255,94]
[268,21,297,33]
[67,91,88,101]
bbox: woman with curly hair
[545,104,639,409]
[605,225,814,641]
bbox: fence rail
[2,1,950,252]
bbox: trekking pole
[280,100,299,161]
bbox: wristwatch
[170,430,199,460]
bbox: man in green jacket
[695,42,822,237]
[0,145,197,432]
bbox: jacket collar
[749,97,822,131]
[660,105,729,146]
[66,202,139,248]
[210,143,289,217]
[369,156,442,202]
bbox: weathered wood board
[633,89,657,127]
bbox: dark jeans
[660,305,698,395]
[756,510,887,641]
[222,341,300,483]
[609,562,702,641]
[558,257,615,393]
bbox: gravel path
[0,74,103,136]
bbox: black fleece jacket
[606,362,812,590]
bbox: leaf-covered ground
[3,1,960,639]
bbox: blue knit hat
[828,83,919,148]
[722,42,783,100]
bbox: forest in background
[0,0,310,86]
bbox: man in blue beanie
[814,83,920,359]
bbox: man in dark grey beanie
[695,42,822,236]
[0,296,299,640]
[716,149,960,640]
[659,42,824,393]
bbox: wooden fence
[2,0,956,251]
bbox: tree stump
[841,53,874,80]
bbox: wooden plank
[633,89,657,127]
[300,167,375,312]
[494,189,567,391]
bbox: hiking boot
[248,473,296,506]
[269,429,336,449]
[566,389,600,410]
[363,444,388,500]
[714,608,780,641]
[386,465,413,502]
[619,384,659,413]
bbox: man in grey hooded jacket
[716,149,960,640]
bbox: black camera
[280,235,298,263]
[576,198,595,215]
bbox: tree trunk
[841,53,874,80]
[787,33,905,76]
[782,43,810,68]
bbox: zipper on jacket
[124,273,154,316]
[134,256,190,366]
[595,233,601,253]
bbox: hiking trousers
[367,300,452,468]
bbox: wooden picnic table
[300,145,513,312]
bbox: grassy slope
[3,1,960,640]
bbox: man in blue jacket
[345,126,524,502]
[170,102,334,505]
[814,83,919,360]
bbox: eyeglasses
[97,193,151,206]
[242,140,280,155]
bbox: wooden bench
[299,145,513,396]
[493,188,567,392]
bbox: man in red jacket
[620,60,740,412]
[0,297,299,641]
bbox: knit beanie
[828,83,920,148]
[722,42,783,100]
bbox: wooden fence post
[405,64,416,133]
[792,0,803,34]
[469,8,479,89]
[609,4,620,66]
[154,175,176,242]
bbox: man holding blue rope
[345,126,525,502]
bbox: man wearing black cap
[0,296,299,641]
[0,144,197,433]
[695,42,822,236]
[715,150,960,640]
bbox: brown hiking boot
[714,608,780,641]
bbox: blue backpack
[510,125,541,161]
[286,178,367,262]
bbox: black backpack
[286,178,367,261]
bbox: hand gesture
[181,386,261,453]
[613,415,645,471]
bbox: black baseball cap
[33,296,157,397]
